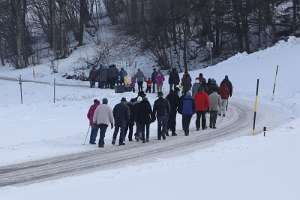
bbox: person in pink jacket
[87,99,100,144]
[156,70,165,93]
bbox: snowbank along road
[0,100,270,188]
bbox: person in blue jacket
[178,91,195,136]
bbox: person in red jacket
[219,82,230,117]
[194,87,210,131]
[145,78,152,93]
[87,99,100,144]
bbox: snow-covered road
[0,99,286,187]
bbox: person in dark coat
[151,68,158,93]
[135,96,152,143]
[89,66,98,88]
[112,97,130,145]
[181,72,192,94]
[178,92,195,136]
[126,98,136,141]
[153,92,170,140]
[87,99,100,144]
[119,68,128,86]
[97,66,108,89]
[206,78,218,95]
[220,75,233,97]
[166,87,180,136]
[168,68,180,91]
[218,81,230,117]
[108,65,119,89]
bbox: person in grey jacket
[93,98,114,148]
[209,88,221,129]
[135,68,145,92]
[192,78,203,97]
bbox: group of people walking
[89,65,181,95]
[86,72,233,148]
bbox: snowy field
[0,37,300,199]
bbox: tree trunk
[13,0,27,68]
[79,0,88,46]
[0,38,5,66]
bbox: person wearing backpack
[219,82,230,117]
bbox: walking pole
[82,125,91,145]
[252,79,260,135]
[272,65,279,101]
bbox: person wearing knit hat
[153,91,170,140]
[93,98,114,148]
[112,98,130,146]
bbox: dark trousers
[140,123,150,142]
[109,78,116,89]
[157,115,168,140]
[137,81,143,92]
[169,83,177,91]
[168,111,177,134]
[152,82,156,93]
[135,122,143,140]
[89,125,98,143]
[146,86,151,93]
[182,115,192,135]
[96,124,108,146]
[90,80,95,88]
[125,122,134,141]
[209,111,218,128]
[196,111,206,130]
[98,81,106,89]
[113,122,127,144]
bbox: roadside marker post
[252,79,260,135]
[263,126,267,137]
[53,78,56,104]
[272,65,279,101]
[19,75,23,104]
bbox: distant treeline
[0,0,299,69]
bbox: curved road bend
[0,101,253,187]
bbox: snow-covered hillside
[0,36,300,199]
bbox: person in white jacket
[93,98,114,148]
[209,89,221,129]
[209,88,222,129]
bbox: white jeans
[220,99,228,116]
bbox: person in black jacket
[181,72,192,94]
[112,97,130,145]
[89,66,97,88]
[135,96,153,143]
[166,87,180,136]
[153,92,170,140]
[151,68,158,93]
[168,68,180,91]
[108,65,119,89]
[125,98,136,142]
